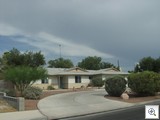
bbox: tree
[100,62,117,69]
[134,56,160,73]
[139,57,155,71]
[2,48,45,68]
[2,48,22,67]
[0,57,3,77]
[0,72,4,80]
[78,56,101,70]
[48,58,74,68]
[78,56,117,70]
[4,66,47,94]
[23,51,45,67]
[154,57,160,73]
[0,57,3,67]
[1,48,46,96]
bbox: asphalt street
[61,101,160,120]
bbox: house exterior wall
[68,75,90,88]
[32,79,51,90]
[49,76,59,89]
[32,76,59,90]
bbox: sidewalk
[0,110,47,120]
[38,89,134,119]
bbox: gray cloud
[0,0,160,71]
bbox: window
[75,76,81,83]
[41,79,48,84]
[89,76,92,80]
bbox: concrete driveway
[38,89,134,119]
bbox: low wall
[0,92,24,111]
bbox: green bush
[91,77,104,87]
[154,74,160,92]
[128,71,160,96]
[23,86,42,100]
[47,85,55,90]
[87,83,93,87]
[105,76,127,97]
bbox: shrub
[154,74,160,92]
[105,76,127,97]
[23,86,42,100]
[91,77,104,87]
[87,83,93,87]
[128,71,160,96]
[47,85,55,90]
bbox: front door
[59,76,63,89]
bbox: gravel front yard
[0,99,17,113]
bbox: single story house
[33,67,129,89]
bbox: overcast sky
[0,0,160,71]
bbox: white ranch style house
[33,67,129,89]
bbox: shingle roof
[47,67,129,76]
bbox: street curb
[49,106,135,120]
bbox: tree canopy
[0,57,2,66]
[1,48,47,95]
[4,66,47,94]
[2,48,45,68]
[78,56,117,70]
[48,58,74,68]
[134,56,160,73]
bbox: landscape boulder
[121,93,129,100]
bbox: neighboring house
[33,67,129,89]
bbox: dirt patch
[0,99,17,113]
[105,95,160,103]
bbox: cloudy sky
[0,0,160,71]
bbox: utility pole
[117,60,120,71]
[59,44,61,58]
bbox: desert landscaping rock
[121,93,129,100]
